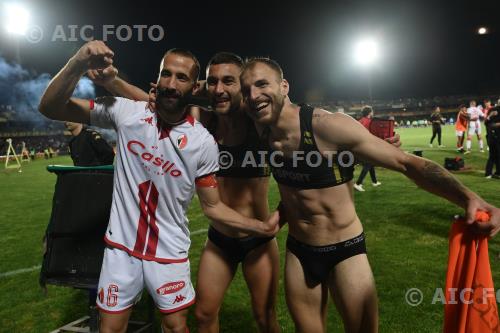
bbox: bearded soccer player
[93,52,280,333]
[38,41,279,333]
[239,57,500,333]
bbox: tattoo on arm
[421,160,469,202]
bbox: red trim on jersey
[104,237,189,263]
[186,114,195,126]
[195,173,218,188]
[158,298,196,314]
[134,181,151,254]
[96,303,133,314]
[145,183,160,257]
[89,99,95,110]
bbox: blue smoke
[0,56,96,121]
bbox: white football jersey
[90,97,219,263]
[467,106,484,122]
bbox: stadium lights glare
[354,38,379,67]
[478,27,488,35]
[4,3,30,35]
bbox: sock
[466,140,471,150]
[479,140,484,150]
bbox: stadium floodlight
[478,27,488,35]
[354,38,379,67]
[4,3,30,35]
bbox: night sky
[1,0,500,102]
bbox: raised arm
[88,67,149,102]
[314,111,500,236]
[195,175,279,237]
[39,40,114,123]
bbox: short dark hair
[241,57,284,81]
[207,52,243,70]
[484,98,491,104]
[361,106,373,117]
[163,48,200,81]
[458,104,466,109]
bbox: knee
[194,303,219,326]
[161,318,188,333]
[99,320,127,333]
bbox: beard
[157,87,191,111]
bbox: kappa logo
[141,116,154,126]
[176,134,188,149]
[156,281,186,295]
[173,295,186,304]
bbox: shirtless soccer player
[239,57,500,333]
[91,52,280,333]
[38,41,279,333]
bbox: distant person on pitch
[485,107,500,179]
[455,105,468,153]
[465,100,485,154]
[429,106,445,148]
[353,106,381,192]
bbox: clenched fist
[71,40,114,73]
[87,66,118,86]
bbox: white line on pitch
[0,265,41,278]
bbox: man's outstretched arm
[88,67,149,102]
[314,111,500,237]
[195,174,279,237]
[39,40,114,123]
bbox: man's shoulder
[94,96,148,110]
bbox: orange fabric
[456,112,468,131]
[195,173,218,188]
[444,211,499,333]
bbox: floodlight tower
[3,3,31,64]
[354,38,379,101]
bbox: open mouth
[256,101,270,111]
[215,97,230,106]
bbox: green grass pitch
[1,125,499,332]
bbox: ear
[192,80,202,95]
[280,79,290,96]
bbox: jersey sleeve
[89,96,129,129]
[196,132,219,178]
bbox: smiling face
[156,53,198,123]
[240,62,289,125]
[206,63,242,115]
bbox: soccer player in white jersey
[38,41,279,333]
[465,100,485,153]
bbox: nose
[250,86,259,101]
[165,77,177,90]
[215,81,224,94]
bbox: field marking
[0,265,41,278]
[191,228,208,236]
[0,229,209,279]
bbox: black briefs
[286,232,367,284]
[208,226,274,264]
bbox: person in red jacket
[353,106,382,192]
